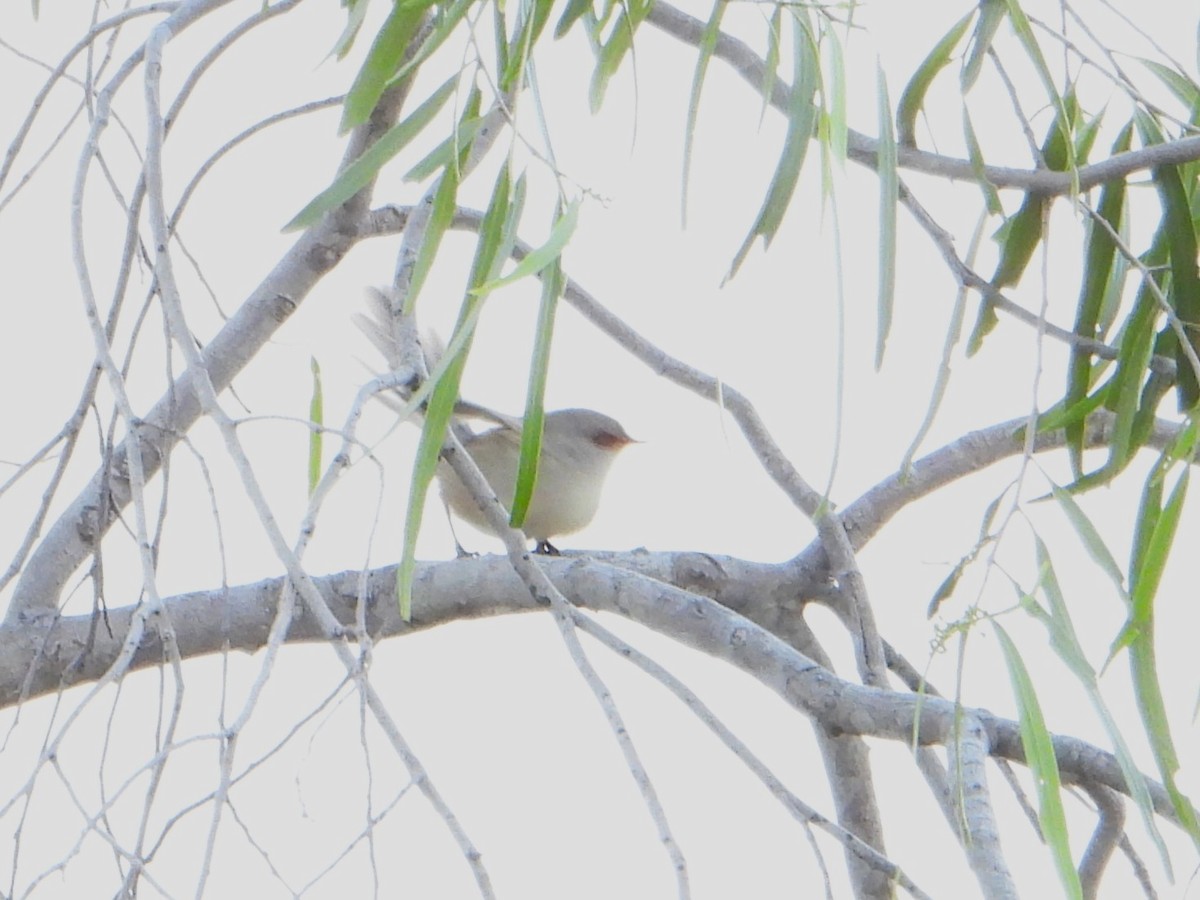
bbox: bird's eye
[593,431,626,449]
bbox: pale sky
[1,1,1199,897]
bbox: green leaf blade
[995,623,1081,900]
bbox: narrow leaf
[1065,123,1132,473]
[1127,466,1200,850]
[391,0,475,83]
[1018,547,1172,870]
[960,0,1005,91]
[1047,484,1127,592]
[308,358,324,497]
[471,199,580,297]
[341,0,430,133]
[1137,58,1200,113]
[876,64,897,368]
[404,114,486,182]
[287,75,461,231]
[962,108,1002,215]
[511,214,567,525]
[823,23,847,166]
[681,0,727,226]
[965,304,998,356]
[896,9,973,146]
[1001,0,1077,181]
[1150,161,1200,408]
[589,0,654,112]
[555,0,592,38]
[995,623,1081,900]
[759,6,782,125]
[726,12,818,280]
[990,95,1077,291]
[332,0,372,60]
[403,88,482,313]
[396,166,514,616]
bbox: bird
[438,408,637,555]
[354,288,637,554]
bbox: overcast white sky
[2,1,1200,897]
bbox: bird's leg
[443,499,477,558]
[533,540,561,556]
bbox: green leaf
[962,108,1002,216]
[960,0,1005,91]
[286,75,461,231]
[471,199,579,297]
[554,0,592,38]
[340,0,431,134]
[308,357,324,497]
[1127,463,1200,852]
[995,623,1081,900]
[1130,437,1195,609]
[896,9,973,146]
[990,94,1077,290]
[681,0,727,226]
[1150,163,1200,408]
[1000,0,1077,182]
[965,304,998,356]
[876,65,897,369]
[1073,107,1104,164]
[1136,110,1200,410]
[403,88,482,313]
[502,0,556,92]
[404,112,486,182]
[1103,289,1159,472]
[726,12,818,280]
[1065,123,1132,473]
[511,210,568,526]
[1137,57,1200,113]
[396,166,515,617]
[331,0,372,60]
[759,6,782,126]
[901,215,978,474]
[588,0,654,112]
[405,161,461,314]
[1032,381,1108,434]
[1018,543,1173,870]
[823,23,847,167]
[391,0,475,84]
[1047,484,1127,593]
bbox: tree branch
[646,1,1200,196]
[3,554,1191,834]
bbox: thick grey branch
[2,554,1190,834]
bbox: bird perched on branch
[356,288,637,555]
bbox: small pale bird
[438,408,637,555]
[354,288,637,554]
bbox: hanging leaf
[1065,123,1132,474]
[307,357,324,497]
[341,0,433,133]
[510,206,569,526]
[286,75,462,231]
[995,623,1082,900]
[680,0,728,226]
[896,10,973,146]
[876,64,898,368]
[960,0,1005,91]
[396,166,515,618]
[726,12,818,280]
[589,0,655,112]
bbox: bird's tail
[355,287,519,432]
